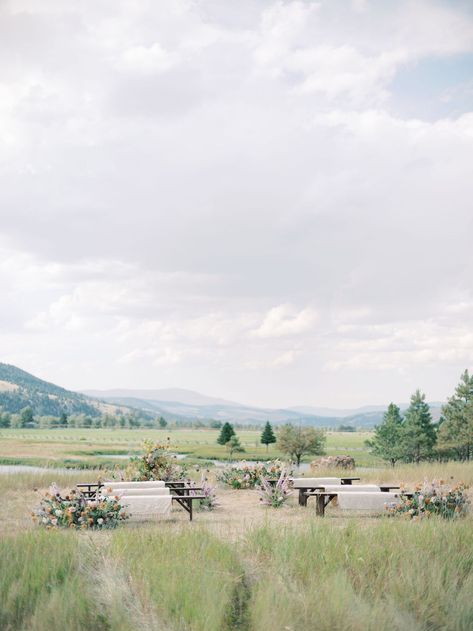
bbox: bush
[195,475,219,511]
[125,439,188,481]
[387,479,470,520]
[32,483,129,529]
[217,460,291,489]
[258,470,292,508]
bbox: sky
[0,0,472,409]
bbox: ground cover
[1,461,473,630]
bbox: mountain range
[0,363,443,428]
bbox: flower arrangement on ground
[386,479,470,520]
[217,460,292,489]
[193,475,219,511]
[125,439,188,481]
[258,470,292,508]
[32,484,129,529]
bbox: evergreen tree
[366,403,403,467]
[260,421,276,451]
[438,370,473,461]
[226,434,245,459]
[158,416,168,429]
[20,406,34,427]
[217,422,235,445]
[400,390,437,463]
[59,412,68,427]
[278,424,326,467]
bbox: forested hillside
[0,363,100,417]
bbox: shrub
[387,479,470,520]
[217,460,291,489]
[32,483,129,529]
[194,475,219,511]
[125,439,188,481]
[258,470,292,508]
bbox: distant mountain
[0,363,143,418]
[83,387,444,428]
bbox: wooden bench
[292,477,361,506]
[304,490,412,516]
[78,481,204,521]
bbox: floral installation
[217,460,292,490]
[32,484,129,529]
[386,479,470,520]
[125,439,188,481]
[258,470,292,508]
[192,475,219,511]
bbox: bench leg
[315,495,325,517]
[299,489,308,506]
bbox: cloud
[252,305,318,339]
[0,0,472,406]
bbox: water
[0,465,69,474]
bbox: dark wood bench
[77,481,204,521]
[304,490,413,516]
[294,478,361,506]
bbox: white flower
[97,517,104,525]
[54,510,63,517]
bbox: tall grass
[246,520,473,630]
[0,531,106,631]
[111,528,248,631]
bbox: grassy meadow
[0,427,380,468]
[1,430,473,630]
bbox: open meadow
[1,430,473,630]
[0,427,380,468]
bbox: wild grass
[111,528,248,631]
[0,531,106,631]
[2,463,473,629]
[246,520,473,630]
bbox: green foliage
[401,390,437,463]
[158,416,167,428]
[217,421,235,445]
[366,403,404,467]
[260,421,276,450]
[126,439,188,481]
[217,460,290,489]
[438,370,473,461]
[33,484,128,529]
[277,424,326,466]
[225,434,245,459]
[387,480,470,520]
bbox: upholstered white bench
[305,490,404,516]
[100,482,172,519]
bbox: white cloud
[0,0,472,406]
[251,305,318,339]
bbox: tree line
[367,370,473,466]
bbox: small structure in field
[311,455,356,470]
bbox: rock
[310,455,356,470]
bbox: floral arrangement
[125,439,188,481]
[32,484,129,529]
[193,475,219,511]
[217,460,291,489]
[258,470,292,508]
[386,479,470,520]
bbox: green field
[0,427,381,469]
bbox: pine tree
[158,416,168,429]
[438,370,473,461]
[401,390,437,463]
[366,403,403,467]
[217,422,235,445]
[260,421,276,451]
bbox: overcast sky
[1,0,472,408]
